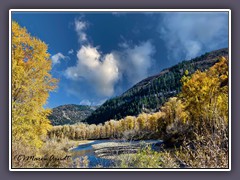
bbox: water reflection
[70,140,163,168]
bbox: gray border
[9,9,231,172]
[0,0,239,179]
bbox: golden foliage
[180,57,228,134]
[12,21,58,148]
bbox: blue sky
[12,11,229,108]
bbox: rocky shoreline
[91,140,163,160]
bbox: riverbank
[89,140,162,160]
[67,140,94,151]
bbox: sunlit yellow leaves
[12,21,58,149]
[180,57,228,132]
[160,97,189,129]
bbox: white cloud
[65,17,155,98]
[159,12,228,60]
[79,99,91,106]
[75,19,88,42]
[68,49,74,54]
[118,42,129,49]
[79,98,107,106]
[94,98,107,106]
[65,41,155,97]
[65,45,120,97]
[117,41,155,84]
[51,53,66,65]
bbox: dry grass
[173,134,228,168]
[12,138,93,168]
[114,146,178,168]
[72,156,89,168]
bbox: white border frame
[9,9,231,171]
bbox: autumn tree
[12,21,58,148]
[148,112,162,132]
[137,113,147,131]
[180,57,228,135]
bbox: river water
[70,139,162,168]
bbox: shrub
[117,146,178,168]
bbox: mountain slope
[49,104,97,126]
[86,48,229,125]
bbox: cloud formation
[51,53,67,65]
[75,19,88,42]
[65,17,155,99]
[159,12,228,61]
[79,99,91,106]
[65,41,155,97]
[79,98,107,106]
[68,49,74,54]
[65,45,119,96]
[117,41,155,84]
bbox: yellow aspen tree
[137,113,147,131]
[104,121,111,138]
[180,57,228,133]
[12,21,58,148]
[148,114,159,132]
[95,125,101,139]
[160,97,188,125]
[125,116,135,130]
[109,120,116,138]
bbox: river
[70,139,163,168]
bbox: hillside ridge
[85,48,228,124]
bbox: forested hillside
[49,105,97,125]
[86,48,228,124]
